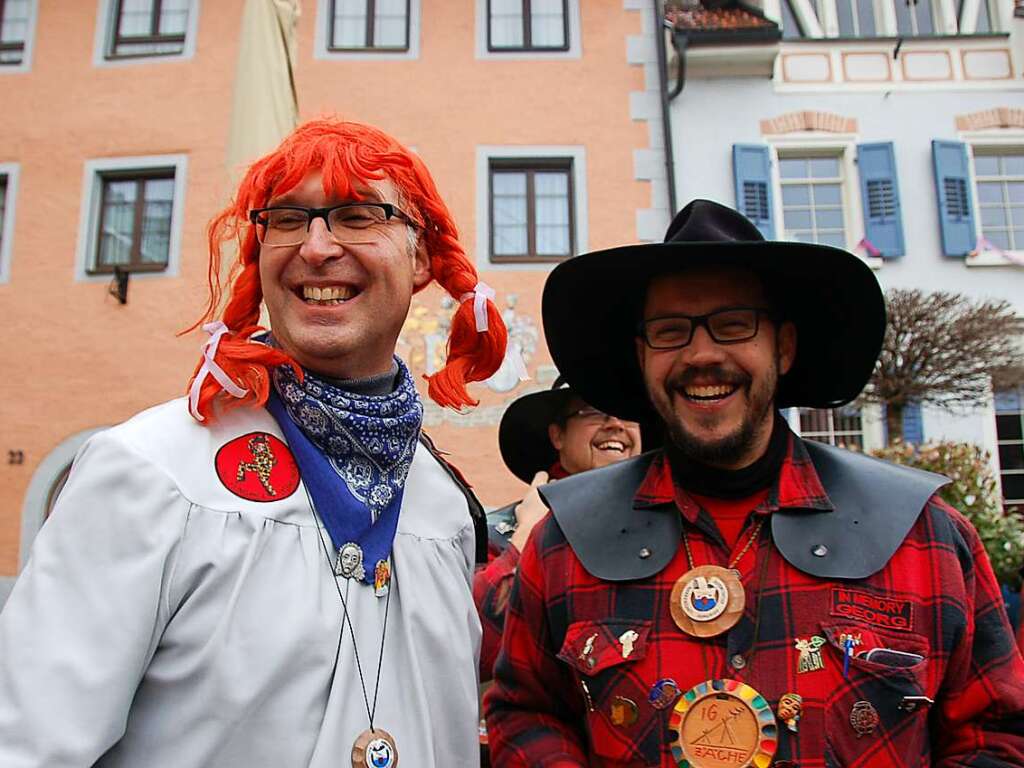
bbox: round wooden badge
[670,565,745,638]
[668,679,778,768]
[352,728,399,768]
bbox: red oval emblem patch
[215,432,300,502]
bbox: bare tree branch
[860,290,1024,435]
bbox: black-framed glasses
[638,307,774,350]
[248,202,421,247]
[563,406,612,423]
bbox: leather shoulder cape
[538,441,949,581]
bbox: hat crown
[664,199,765,244]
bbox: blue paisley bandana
[267,357,423,586]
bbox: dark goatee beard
[666,413,760,467]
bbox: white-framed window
[0,162,18,284]
[774,0,981,38]
[958,0,1003,33]
[995,388,1024,506]
[798,405,866,449]
[315,0,421,60]
[972,148,1024,252]
[954,135,1024,266]
[778,154,848,248]
[75,154,187,281]
[0,0,37,72]
[767,139,868,256]
[788,403,885,450]
[475,145,587,271]
[95,0,200,66]
[475,0,580,60]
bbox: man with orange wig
[0,120,506,768]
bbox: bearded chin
[665,411,759,466]
[651,354,781,468]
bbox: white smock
[0,398,482,767]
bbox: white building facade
[663,0,1024,506]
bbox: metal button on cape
[812,544,828,557]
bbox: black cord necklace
[305,484,398,768]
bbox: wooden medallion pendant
[352,728,399,768]
[670,564,745,638]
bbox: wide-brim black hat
[498,377,575,484]
[542,199,885,422]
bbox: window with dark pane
[489,159,573,262]
[780,0,805,38]
[996,389,1024,505]
[958,0,997,32]
[95,171,174,272]
[973,150,1024,252]
[895,0,934,36]
[330,0,409,51]
[799,406,864,450]
[779,154,847,249]
[488,0,568,52]
[109,0,190,59]
[0,0,29,65]
[834,0,877,36]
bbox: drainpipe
[653,0,679,217]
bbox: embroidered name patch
[830,588,914,632]
[215,432,300,502]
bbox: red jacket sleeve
[483,515,588,767]
[933,498,1024,766]
[474,542,519,682]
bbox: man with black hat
[484,200,1024,767]
[475,377,644,680]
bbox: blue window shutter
[902,402,924,444]
[857,142,905,258]
[931,140,977,258]
[732,144,775,240]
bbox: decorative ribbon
[854,237,881,258]
[459,281,496,332]
[971,236,1024,266]
[188,321,249,421]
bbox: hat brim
[542,240,885,422]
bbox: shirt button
[730,654,746,670]
[638,547,652,559]
[812,544,828,557]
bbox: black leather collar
[540,442,948,582]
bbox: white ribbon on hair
[188,321,249,421]
[459,281,496,332]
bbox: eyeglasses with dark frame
[638,307,775,350]
[562,406,613,423]
[248,202,422,247]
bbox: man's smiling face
[258,170,430,379]
[548,396,643,474]
[636,267,796,469]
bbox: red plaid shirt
[484,435,1024,767]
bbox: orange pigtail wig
[185,119,507,423]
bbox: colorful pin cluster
[668,679,777,768]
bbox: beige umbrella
[226,0,301,177]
